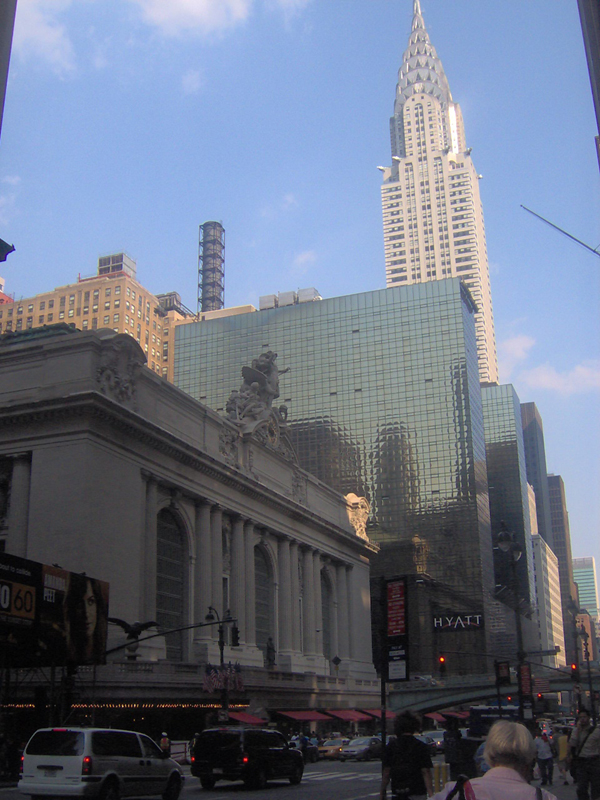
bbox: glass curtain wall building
[175,279,499,674]
[481,385,535,606]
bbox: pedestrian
[553,727,571,786]
[380,711,434,799]
[567,709,600,800]
[159,731,171,757]
[534,727,554,786]
[430,720,558,800]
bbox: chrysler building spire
[381,3,498,384]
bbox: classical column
[290,541,301,652]
[277,537,292,652]
[7,453,31,558]
[313,550,323,656]
[244,520,257,646]
[210,505,223,638]
[336,562,350,660]
[230,515,246,643]
[345,565,354,659]
[141,473,158,622]
[302,547,316,655]
[194,500,212,641]
[328,563,339,662]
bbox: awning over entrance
[424,712,446,723]
[228,711,267,725]
[360,709,382,718]
[325,709,372,722]
[277,710,332,721]
[442,711,469,719]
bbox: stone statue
[226,351,290,425]
[345,493,371,540]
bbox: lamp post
[205,606,233,713]
[497,522,526,721]
[578,624,597,725]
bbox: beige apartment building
[0,253,192,381]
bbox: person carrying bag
[429,720,558,800]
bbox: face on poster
[0,553,109,666]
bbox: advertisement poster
[0,552,109,667]
[386,577,409,682]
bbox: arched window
[254,547,274,654]
[321,571,332,660]
[156,508,185,661]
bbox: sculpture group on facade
[226,350,289,426]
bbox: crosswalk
[303,769,380,783]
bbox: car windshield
[323,739,343,746]
[348,738,370,746]
[26,730,85,756]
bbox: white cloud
[127,0,252,37]
[518,361,600,396]
[13,0,76,77]
[266,0,312,18]
[2,176,21,186]
[260,193,298,219]
[181,68,204,95]
[289,249,316,277]
[497,334,535,380]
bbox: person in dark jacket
[380,712,433,799]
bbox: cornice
[0,392,372,555]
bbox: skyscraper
[175,279,507,674]
[381,1,498,384]
[572,556,599,621]
[548,474,578,664]
[521,402,554,550]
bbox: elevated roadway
[389,672,600,714]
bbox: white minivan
[19,727,183,800]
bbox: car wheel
[99,779,120,800]
[365,751,372,761]
[200,776,215,791]
[340,756,345,762]
[289,764,303,785]
[162,775,181,800]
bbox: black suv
[191,727,304,790]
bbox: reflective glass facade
[175,279,498,672]
[481,385,535,606]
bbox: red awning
[442,711,470,719]
[424,712,446,722]
[325,709,372,722]
[228,711,266,725]
[360,709,383,718]
[277,710,332,722]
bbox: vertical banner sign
[387,577,409,682]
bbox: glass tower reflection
[175,279,497,673]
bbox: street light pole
[578,625,597,725]
[205,606,233,713]
[497,522,525,721]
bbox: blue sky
[2,0,599,574]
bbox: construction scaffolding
[198,221,225,313]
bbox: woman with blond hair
[430,720,558,799]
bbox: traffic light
[570,663,580,682]
[231,626,240,647]
[438,655,447,677]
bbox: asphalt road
[2,757,579,800]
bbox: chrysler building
[381,1,498,384]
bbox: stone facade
[0,326,378,714]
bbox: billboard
[0,552,109,667]
[386,577,409,682]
